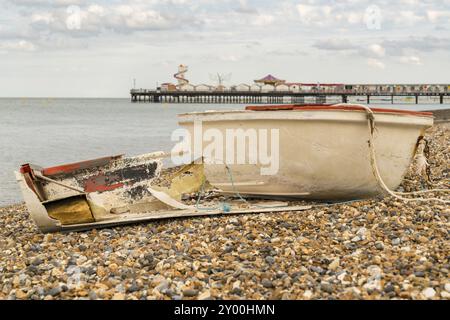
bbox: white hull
[178,106,434,200]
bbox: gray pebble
[265,256,275,264]
[48,287,62,297]
[261,279,273,288]
[183,289,199,297]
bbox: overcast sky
[0,0,449,97]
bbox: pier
[132,68,449,104]
[130,89,449,104]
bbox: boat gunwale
[250,104,434,117]
[178,104,433,118]
[177,110,434,128]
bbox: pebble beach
[0,123,448,300]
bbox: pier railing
[131,88,449,95]
[130,88,449,104]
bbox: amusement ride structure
[209,73,232,91]
[174,64,189,88]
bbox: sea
[0,97,448,206]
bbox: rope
[332,103,449,204]
[194,166,289,211]
[195,177,222,211]
[399,189,450,195]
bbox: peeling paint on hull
[16,152,173,232]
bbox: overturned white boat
[177,104,434,200]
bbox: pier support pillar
[440,94,444,104]
[391,95,394,104]
[416,95,419,104]
[342,95,347,103]
[367,95,370,104]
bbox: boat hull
[178,106,434,200]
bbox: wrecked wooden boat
[178,104,434,200]
[15,152,193,232]
[16,151,309,232]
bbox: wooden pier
[130,89,449,104]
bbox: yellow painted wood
[45,196,95,225]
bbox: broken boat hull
[15,152,205,232]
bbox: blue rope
[195,177,223,211]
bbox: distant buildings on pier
[157,65,450,95]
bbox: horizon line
[0,96,130,99]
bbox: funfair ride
[174,64,189,88]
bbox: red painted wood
[245,105,295,111]
[20,164,32,174]
[245,104,433,117]
[42,155,123,176]
[83,180,124,193]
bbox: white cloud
[31,12,55,24]
[121,9,171,30]
[297,4,333,26]
[346,12,362,24]
[394,11,424,26]
[382,37,450,55]
[400,0,419,5]
[24,3,198,36]
[251,14,275,26]
[399,55,422,65]
[368,44,385,57]
[115,5,134,16]
[8,0,85,7]
[87,4,105,16]
[367,58,385,69]
[235,0,258,14]
[313,38,357,51]
[1,40,36,51]
[426,10,450,23]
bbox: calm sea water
[0,97,448,206]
